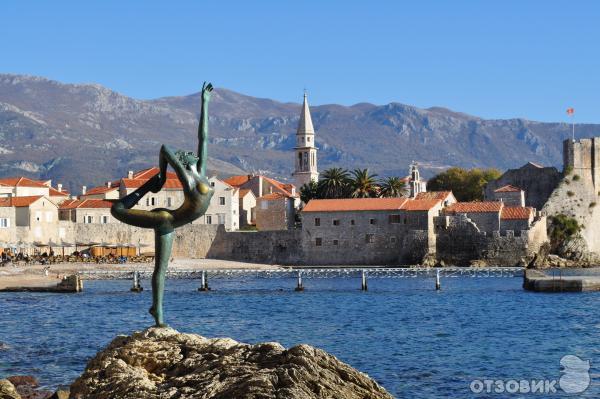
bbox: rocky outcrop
[0,379,20,399]
[70,327,393,399]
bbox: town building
[0,195,64,243]
[407,162,427,198]
[488,184,526,206]
[301,197,443,264]
[59,199,116,224]
[292,92,318,188]
[238,189,256,227]
[82,168,240,231]
[0,177,69,203]
[224,174,300,230]
[255,192,296,231]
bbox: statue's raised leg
[149,229,173,327]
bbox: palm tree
[349,168,379,198]
[300,180,320,204]
[318,167,350,198]
[379,176,409,198]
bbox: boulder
[70,327,393,399]
[0,379,20,399]
[5,376,51,399]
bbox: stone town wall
[484,164,561,210]
[434,214,548,266]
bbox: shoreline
[0,258,283,289]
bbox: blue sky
[2,1,599,122]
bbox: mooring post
[198,270,210,291]
[130,271,143,292]
[295,271,304,291]
[361,270,368,291]
[435,269,441,291]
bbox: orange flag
[566,107,575,115]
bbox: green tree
[318,167,350,199]
[299,180,320,204]
[349,168,379,198]
[427,167,501,201]
[379,176,409,197]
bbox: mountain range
[0,73,595,194]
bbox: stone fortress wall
[543,138,600,255]
[434,213,547,266]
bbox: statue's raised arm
[197,82,213,176]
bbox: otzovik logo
[469,355,591,395]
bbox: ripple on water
[0,276,599,398]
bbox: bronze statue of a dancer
[111,82,214,327]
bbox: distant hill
[0,73,596,194]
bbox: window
[206,215,212,224]
[167,197,172,207]
[315,237,322,246]
[390,236,397,244]
[314,218,321,226]
[404,218,408,225]
[307,137,311,143]
[369,218,376,225]
[86,215,93,224]
[365,234,375,243]
[389,215,401,224]
[233,210,236,215]
[333,219,340,226]
[35,211,42,222]
[151,197,156,206]
[350,220,355,225]
[146,197,150,206]
[333,239,339,246]
[102,215,109,224]
[0,218,9,228]
[219,197,226,205]
[210,182,215,187]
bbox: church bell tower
[292,92,319,188]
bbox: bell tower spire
[292,91,319,188]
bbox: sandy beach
[0,259,282,289]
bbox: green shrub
[550,214,581,250]
[573,174,581,181]
[567,191,575,197]
[590,202,597,208]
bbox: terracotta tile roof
[415,191,453,201]
[259,192,289,201]
[59,199,114,209]
[223,175,251,187]
[121,178,183,189]
[48,187,69,196]
[239,189,253,198]
[494,185,522,193]
[501,206,533,220]
[0,177,47,188]
[0,195,43,207]
[132,167,177,180]
[401,199,441,211]
[303,198,408,212]
[84,185,119,195]
[224,174,297,197]
[445,201,503,214]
